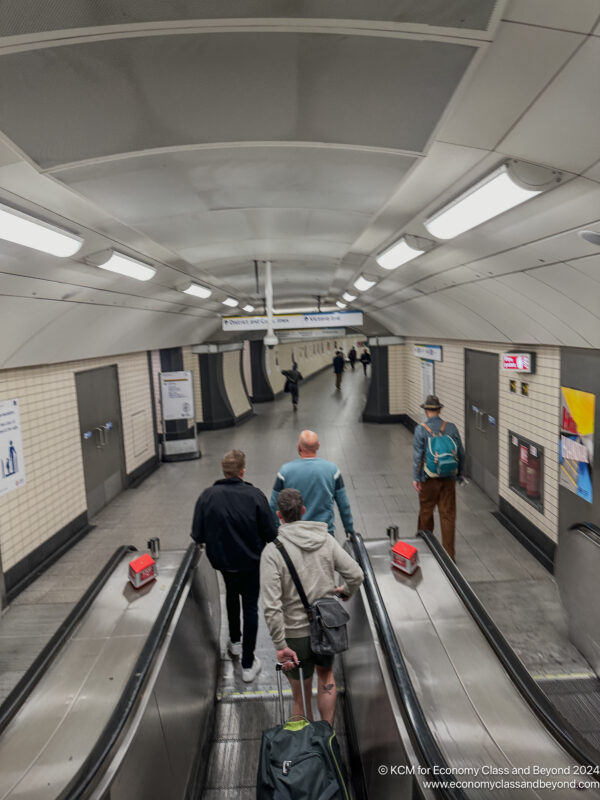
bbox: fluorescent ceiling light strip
[242,304,255,312]
[377,237,424,269]
[0,202,83,257]
[342,292,356,302]
[97,251,155,281]
[424,165,542,240]
[222,297,239,307]
[354,275,376,292]
[336,301,347,309]
[183,282,212,298]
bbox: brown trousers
[335,372,343,389]
[418,477,456,559]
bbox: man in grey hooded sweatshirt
[260,488,363,725]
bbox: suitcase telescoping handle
[276,661,307,724]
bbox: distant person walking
[412,395,465,561]
[282,362,303,411]
[360,348,371,376]
[348,346,357,371]
[191,449,277,682]
[333,350,345,390]
[270,429,355,537]
[261,488,364,724]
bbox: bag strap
[274,539,311,612]
[440,420,447,434]
[421,422,433,435]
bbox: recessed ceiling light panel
[183,282,212,298]
[354,275,376,292]
[222,297,239,308]
[95,250,156,281]
[424,164,543,240]
[377,237,425,269]
[0,202,83,257]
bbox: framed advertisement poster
[560,387,594,503]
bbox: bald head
[298,430,320,457]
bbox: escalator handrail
[568,522,600,546]
[351,532,467,800]
[58,542,199,800]
[0,544,137,736]
[418,528,600,769]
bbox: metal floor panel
[366,539,600,800]
[204,739,263,790]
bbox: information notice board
[159,371,195,421]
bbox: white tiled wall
[266,337,357,393]
[0,351,155,571]
[222,350,251,418]
[387,338,561,541]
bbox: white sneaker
[242,657,261,683]
[227,639,242,657]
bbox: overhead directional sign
[222,310,363,331]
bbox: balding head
[298,429,319,458]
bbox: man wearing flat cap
[412,395,465,560]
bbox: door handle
[102,422,112,444]
[94,427,105,448]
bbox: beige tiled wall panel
[266,336,357,393]
[388,345,406,414]
[498,348,560,542]
[387,338,560,541]
[0,350,155,571]
[222,350,251,418]
[182,346,203,423]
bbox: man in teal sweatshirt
[270,429,355,536]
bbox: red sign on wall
[502,353,534,373]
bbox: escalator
[1,532,599,799]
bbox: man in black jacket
[333,350,345,390]
[191,449,276,682]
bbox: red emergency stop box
[391,541,419,575]
[128,553,158,588]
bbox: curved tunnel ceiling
[0,1,598,367]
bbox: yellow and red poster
[560,387,595,503]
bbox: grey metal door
[465,350,499,502]
[75,366,126,517]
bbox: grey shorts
[285,635,334,680]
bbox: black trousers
[222,568,260,668]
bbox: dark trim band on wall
[5,512,92,601]
[159,346,188,440]
[249,340,274,402]
[127,455,159,489]
[146,350,160,460]
[199,352,236,428]
[362,345,391,422]
[494,498,555,573]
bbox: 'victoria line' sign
[222,310,363,331]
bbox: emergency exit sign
[502,352,536,373]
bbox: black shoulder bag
[274,539,350,656]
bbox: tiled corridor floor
[0,365,593,706]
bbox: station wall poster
[0,398,26,497]
[559,387,594,503]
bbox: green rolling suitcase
[256,662,350,799]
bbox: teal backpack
[422,421,459,478]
